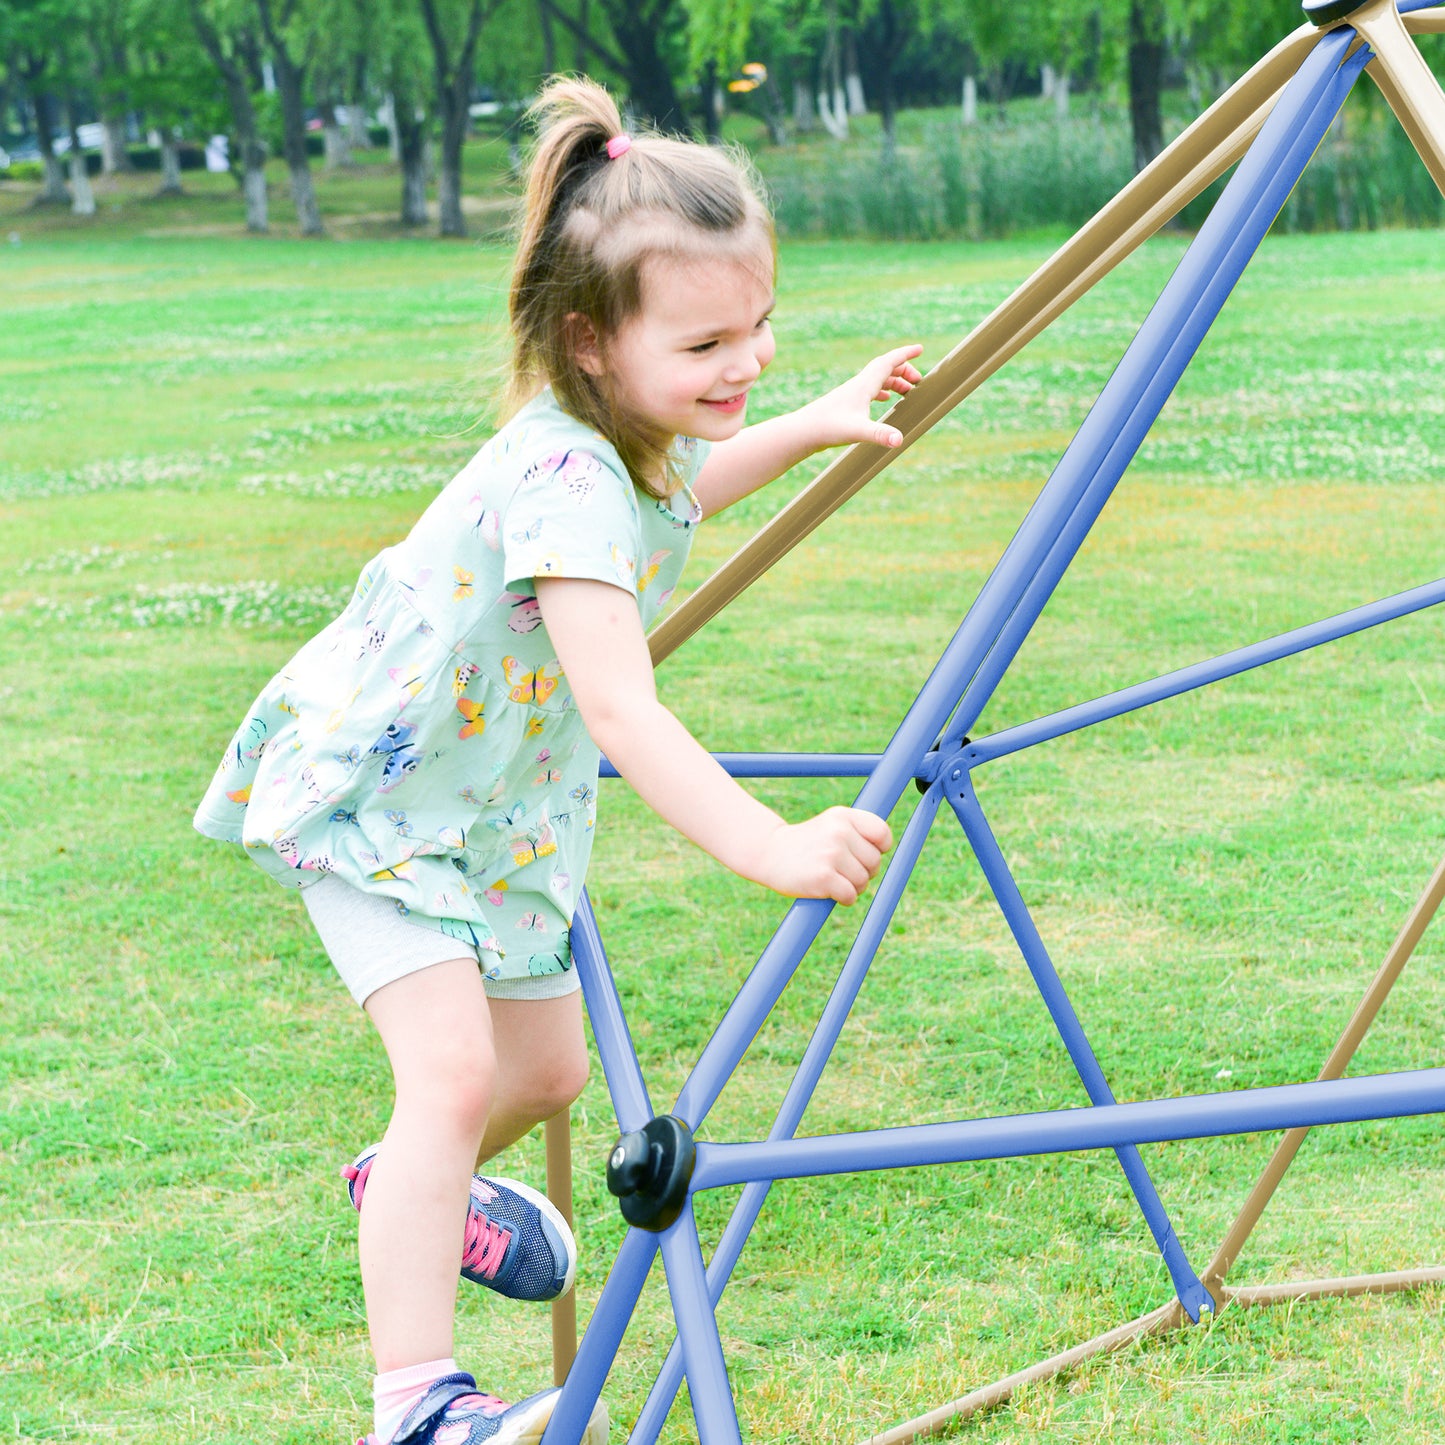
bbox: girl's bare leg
[361,957,497,1371]
[476,991,590,1166]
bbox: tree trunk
[701,59,722,143]
[30,91,71,204]
[1127,0,1166,173]
[793,79,814,134]
[158,130,184,193]
[256,0,324,235]
[537,0,556,75]
[66,103,96,216]
[68,165,96,219]
[348,56,369,150]
[436,95,468,237]
[382,92,401,161]
[760,72,789,145]
[816,21,848,139]
[419,0,486,238]
[101,112,133,173]
[596,0,690,131]
[241,159,267,229]
[843,29,865,116]
[321,101,350,168]
[574,0,589,70]
[395,89,429,227]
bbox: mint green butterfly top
[195,390,707,972]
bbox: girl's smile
[699,391,750,415]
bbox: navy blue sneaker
[355,1371,608,1444]
[342,1145,577,1302]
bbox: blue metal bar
[630,790,945,1444]
[571,891,653,1135]
[661,1203,746,1445]
[690,1068,1445,1190]
[600,752,887,780]
[968,578,1445,767]
[934,29,1370,758]
[540,1227,661,1445]
[950,779,1210,1319]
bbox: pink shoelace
[460,1210,513,1280]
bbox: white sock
[374,1357,460,1444]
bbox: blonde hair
[504,76,775,499]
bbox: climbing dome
[540,3,1445,1439]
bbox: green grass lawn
[2,217,1444,1444]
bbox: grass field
[3,211,1444,1444]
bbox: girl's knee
[547,1039,590,1114]
[516,1037,589,1124]
[399,1036,499,1137]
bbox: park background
[4,1,1445,1441]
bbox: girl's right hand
[754,806,893,905]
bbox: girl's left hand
[808,343,923,451]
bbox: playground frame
[539,2,1445,1439]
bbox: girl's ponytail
[512,78,624,314]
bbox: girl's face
[584,251,777,445]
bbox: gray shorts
[301,872,581,1008]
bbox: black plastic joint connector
[605,1114,696,1232]
[1302,0,1367,27]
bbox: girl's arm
[536,576,892,904]
[691,344,922,519]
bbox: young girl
[195,76,920,1445]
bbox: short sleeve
[501,446,644,598]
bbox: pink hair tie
[605,133,632,160]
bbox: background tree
[538,0,693,130]
[377,0,434,226]
[7,0,75,203]
[254,0,324,234]
[82,0,136,173]
[189,0,271,230]
[130,0,221,193]
[417,0,496,237]
[955,0,1036,116]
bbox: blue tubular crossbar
[601,753,886,779]
[967,577,1445,767]
[689,1069,1445,1190]
[541,8,1445,1441]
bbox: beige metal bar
[855,1303,1180,1445]
[1224,1266,1445,1307]
[1355,0,1445,194]
[545,1111,579,1384]
[1199,851,1445,1300]
[648,23,1325,667]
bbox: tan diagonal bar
[1197,850,1445,1301]
[857,1304,1180,1445]
[648,21,1326,667]
[1358,1,1445,195]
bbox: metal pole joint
[606,1114,697,1232]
